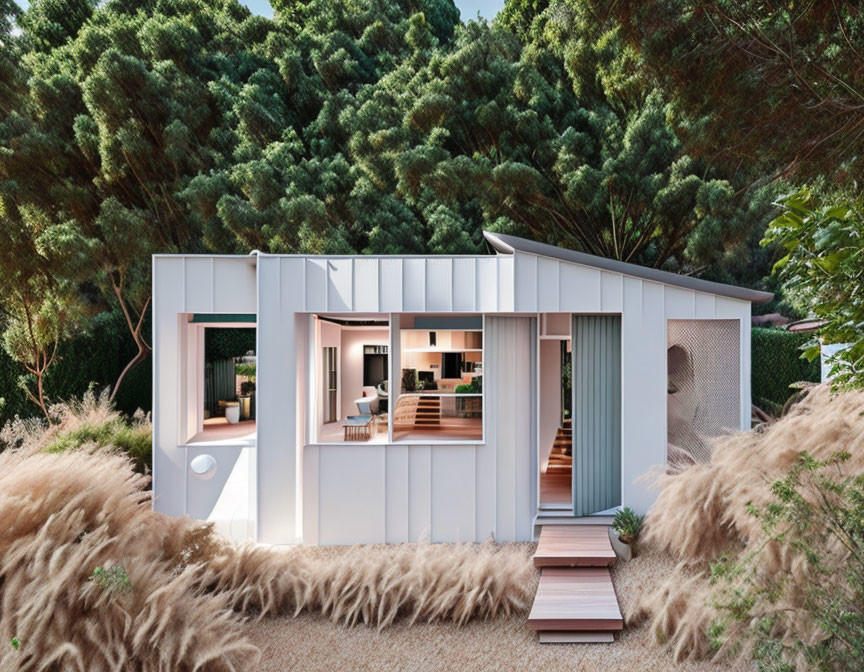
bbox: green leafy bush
[711,452,864,670]
[751,327,820,410]
[45,419,152,472]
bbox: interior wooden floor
[190,418,257,445]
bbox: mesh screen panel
[667,320,740,468]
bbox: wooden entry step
[533,524,615,568]
[527,567,623,632]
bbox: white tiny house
[152,231,772,545]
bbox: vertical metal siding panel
[514,253,537,312]
[318,446,385,544]
[425,258,453,312]
[257,256,300,543]
[403,258,426,311]
[664,286,696,318]
[379,258,403,312]
[431,446,476,542]
[537,258,559,312]
[452,258,477,312]
[302,445,319,545]
[476,257,498,311]
[600,272,623,312]
[385,445,409,543]
[153,258,186,517]
[694,292,716,317]
[353,258,379,312]
[305,259,327,311]
[183,257,212,313]
[408,446,432,541]
[327,259,352,312]
[213,259,258,313]
[620,279,665,514]
[559,263,601,312]
[497,256,515,312]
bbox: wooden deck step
[527,567,623,632]
[533,525,615,568]
[537,631,614,644]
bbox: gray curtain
[572,315,621,516]
[205,359,237,415]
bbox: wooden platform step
[533,525,615,568]
[537,631,614,644]
[527,567,623,632]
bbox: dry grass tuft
[0,398,535,670]
[631,384,864,663]
[205,540,536,630]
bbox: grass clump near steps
[629,384,864,670]
[0,407,535,670]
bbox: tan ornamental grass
[629,384,864,665]
[0,396,535,670]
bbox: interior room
[393,315,483,442]
[315,315,390,443]
[190,321,257,445]
[538,314,572,509]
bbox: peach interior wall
[339,328,389,418]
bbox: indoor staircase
[412,396,441,427]
[527,525,623,643]
[546,419,572,472]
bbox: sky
[14,0,507,21]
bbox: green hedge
[0,310,152,425]
[752,327,821,410]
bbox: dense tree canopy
[0,0,787,415]
[603,0,864,185]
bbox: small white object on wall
[190,454,218,480]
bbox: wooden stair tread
[537,631,614,644]
[527,567,623,632]
[534,525,615,567]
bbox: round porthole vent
[190,454,217,480]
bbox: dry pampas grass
[629,384,864,664]
[0,402,535,671]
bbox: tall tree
[603,0,864,184]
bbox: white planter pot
[225,404,240,424]
[609,527,633,562]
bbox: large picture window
[394,324,483,442]
[314,315,390,444]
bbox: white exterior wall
[302,315,535,545]
[153,249,752,546]
[508,251,751,514]
[152,256,257,533]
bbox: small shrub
[10,637,20,651]
[45,417,151,472]
[90,564,132,593]
[612,507,643,542]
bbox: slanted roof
[483,231,773,304]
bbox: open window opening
[182,314,256,445]
[314,315,390,444]
[394,315,483,442]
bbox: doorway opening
[539,330,572,510]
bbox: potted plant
[610,507,643,561]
